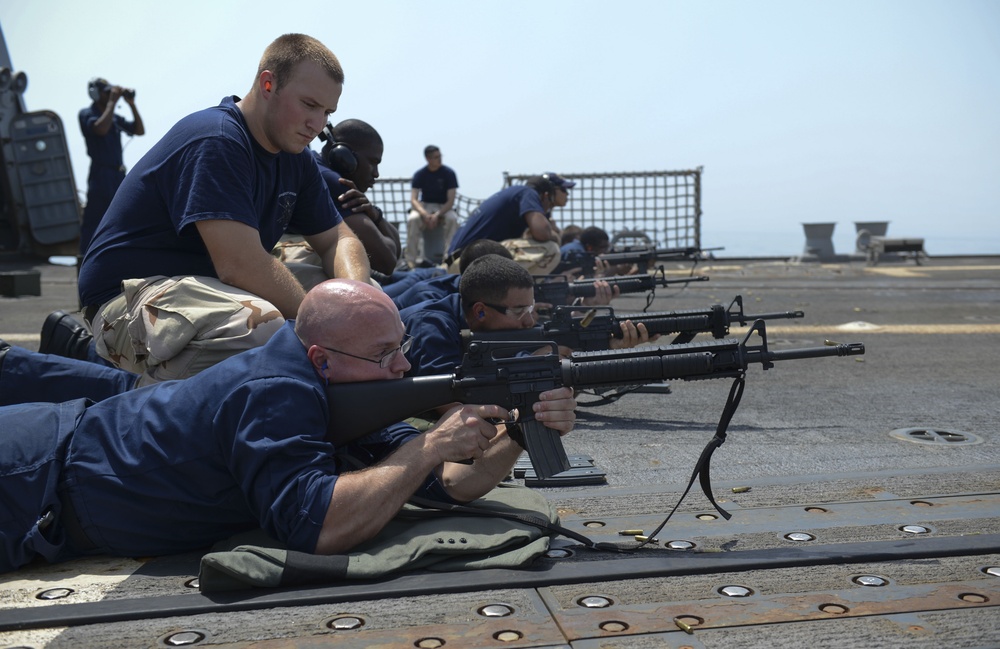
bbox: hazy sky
[2,0,998,256]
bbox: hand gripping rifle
[464,295,806,352]
[327,321,864,490]
[534,267,710,310]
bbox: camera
[123,88,135,100]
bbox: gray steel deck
[1,254,997,648]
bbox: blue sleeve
[517,189,545,220]
[171,136,264,235]
[220,378,338,553]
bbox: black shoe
[39,311,94,361]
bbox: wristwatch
[370,206,384,225]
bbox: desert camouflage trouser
[91,276,286,387]
[500,238,561,276]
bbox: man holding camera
[78,78,144,255]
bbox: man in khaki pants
[405,145,460,265]
[74,34,370,386]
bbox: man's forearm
[127,102,145,136]
[328,234,371,282]
[217,253,307,318]
[344,213,399,275]
[92,104,116,136]
[374,208,403,256]
[315,434,446,554]
[437,189,457,215]
[410,189,430,217]
[410,200,429,216]
[440,430,523,502]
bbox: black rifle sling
[405,494,623,552]
[335,429,619,550]
[637,374,745,549]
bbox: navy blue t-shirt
[411,165,458,204]
[447,186,545,254]
[78,96,342,306]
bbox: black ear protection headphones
[88,78,109,102]
[318,123,358,176]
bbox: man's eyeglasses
[483,303,535,320]
[321,335,413,369]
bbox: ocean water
[699,227,1000,258]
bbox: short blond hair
[257,33,344,91]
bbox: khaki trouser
[405,204,459,263]
[500,238,562,276]
[91,276,286,387]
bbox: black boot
[39,311,94,361]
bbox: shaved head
[295,279,398,348]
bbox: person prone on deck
[0,279,576,573]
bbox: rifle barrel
[764,342,865,361]
[739,309,806,322]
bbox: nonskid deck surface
[1,255,998,647]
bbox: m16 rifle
[327,321,864,483]
[466,295,806,351]
[534,268,710,310]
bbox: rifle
[556,244,725,277]
[463,295,806,352]
[534,267,710,309]
[326,321,864,481]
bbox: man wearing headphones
[74,34,370,386]
[78,77,144,255]
[275,119,401,277]
[446,173,574,276]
